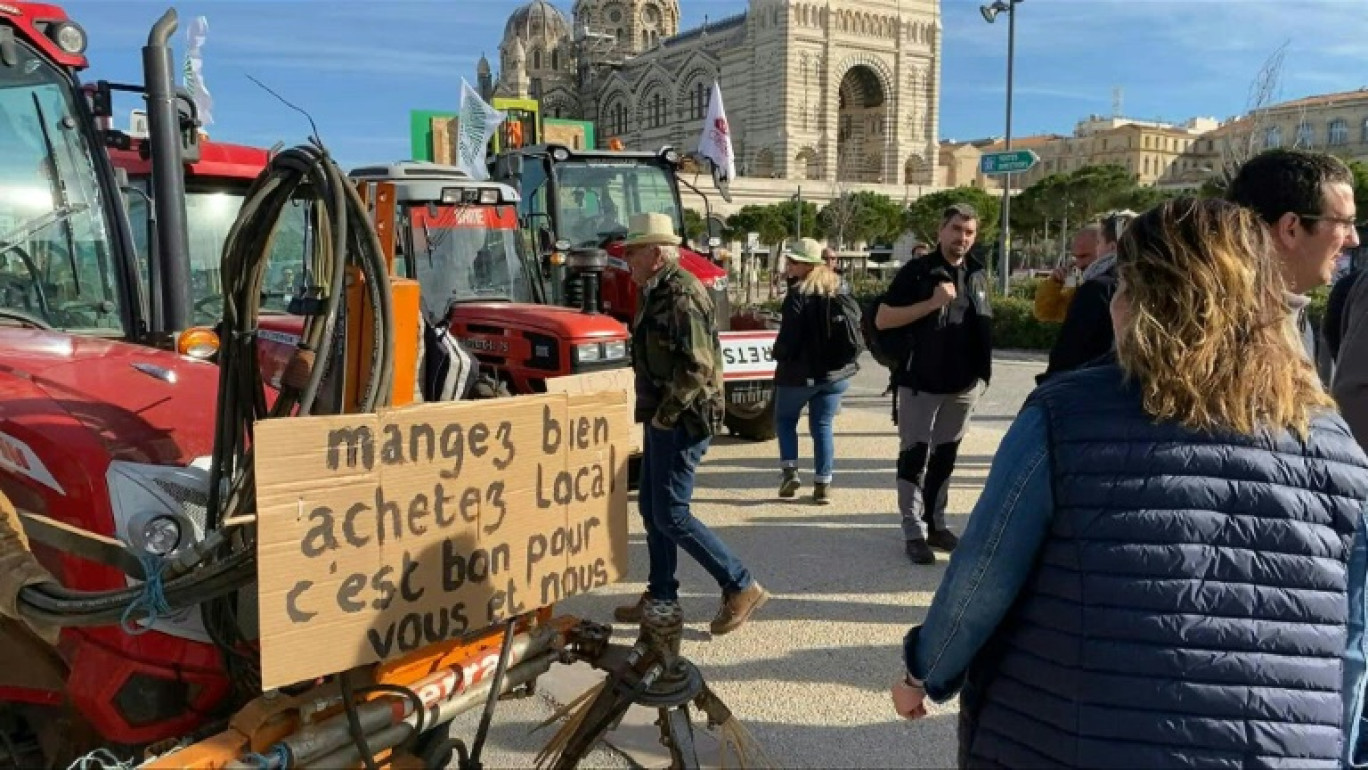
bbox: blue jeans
[640,423,753,601]
[775,379,850,483]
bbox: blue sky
[62,0,1368,169]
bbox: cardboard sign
[544,369,641,455]
[253,391,630,689]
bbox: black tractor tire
[725,399,776,441]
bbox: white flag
[456,78,505,181]
[697,81,735,187]
[183,16,212,127]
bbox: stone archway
[836,64,888,183]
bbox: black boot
[922,440,961,550]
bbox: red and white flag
[697,80,735,190]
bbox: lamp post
[980,0,1021,295]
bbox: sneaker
[613,592,651,623]
[778,468,800,498]
[813,482,830,505]
[926,529,959,553]
[710,582,769,636]
[905,539,936,565]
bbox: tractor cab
[348,162,631,394]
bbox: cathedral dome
[503,0,571,46]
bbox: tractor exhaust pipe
[565,248,608,314]
[142,9,191,334]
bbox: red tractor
[110,145,633,398]
[0,2,237,763]
[492,145,779,440]
[347,161,632,394]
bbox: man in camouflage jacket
[613,212,767,637]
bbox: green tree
[724,205,777,244]
[820,191,905,247]
[682,208,707,241]
[1348,160,1368,216]
[767,199,822,243]
[905,186,1001,246]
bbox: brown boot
[710,582,769,636]
[613,592,651,623]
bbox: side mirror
[90,81,114,118]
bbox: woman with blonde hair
[771,238,860,504]
[891,197,1368,767]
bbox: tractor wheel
[725,399,776,441]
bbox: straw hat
[783,237,825,265]
[622,212,682,248]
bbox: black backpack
[818,293,865,371]
[860,289,920,372]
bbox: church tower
[573,0,680,58]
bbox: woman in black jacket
[771,238,859,504]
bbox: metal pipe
[303,651,558,769]
[222,628,556,770]
[142,8,192,333]
[998,1,1018,295]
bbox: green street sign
[979,149,1039,175]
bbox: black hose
[339,670,382,770]
[13,142,396,639]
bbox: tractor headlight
[574,342,602,363]
[139,514,183,556]
[50,22,87,54]
[602,340,627,361]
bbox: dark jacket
[772,278,859,387]
[884,251,992,394]
[1037,262,1118,385]
[1325,268,1361,363]
[631,262,725,438]
[958,364,1368,768]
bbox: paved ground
[445,351,1047,768]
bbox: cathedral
[482,0,942,186]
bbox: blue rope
[120,552,171,636]
[242,744,291,770]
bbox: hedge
[746,276,1331,353]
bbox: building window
[606,102,627,136]
[533,49,542,70]
[1329,118,1349,146]
[552,49,560,70]
[1297,120,1314,146]
[643,91,666,129]
[1265,125,1281,148]
[689,81,709,120]
[1363,118,1368,143]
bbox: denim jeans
[775,379,850,483]
[640,423,753,601]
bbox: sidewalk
[544,387,1016,768]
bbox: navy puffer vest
[959,364,1368,769]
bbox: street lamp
[980,0,1021,295]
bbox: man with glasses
[1227,149,1359,370]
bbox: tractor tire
[725,399,776,441]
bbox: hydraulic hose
[12,142,396,632]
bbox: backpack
[860,291,917,371]
[818,293,865,371]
